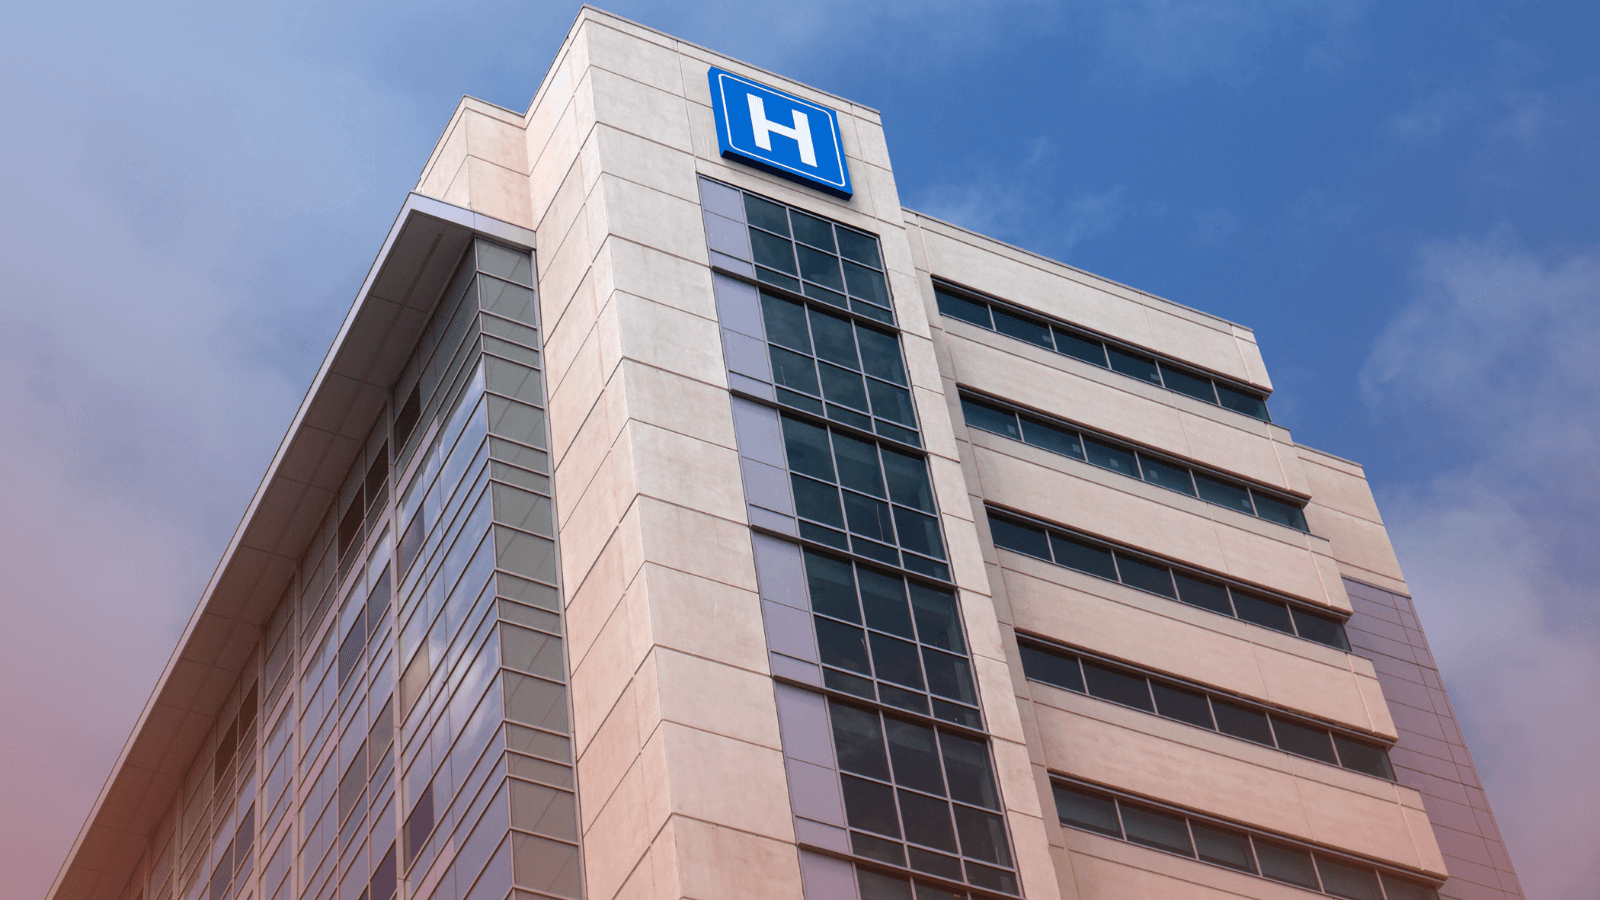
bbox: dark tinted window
[1195,473,1254,514]
[817,619,871,674]
[1082,662,1154,712]
[1174,574,1233,616]
[782,416,835,479]
[1213,701,1275,746]
[960,398,1020,440]
[762,293,811,351]
[1159,364,1218,403]
[1019,417,1083,459]
[1318,857,1384,900]
[1120,805,1194,856]
[1256,841,1321,890]
[806,551,860,622]
[1053,785,1121,837]
[1107,347,1161,384]
[1381,874,1442,900]
[992,309,1052,347]
[1052,329,1108,367]
[884,719,945,794]
[1115,554,1177,598]
[1049,534,1118,580]
[841,775,901,837]
[1139,456,1196,496]
[837,229,881,267]
[1272,718,1338,765]
[909,585,965,653]
[1083,437,1138,477]
[1252,493,1308,530]
[1291,608,1351,650]
[989,518,1050,560]
[1216,383,1271,420]
[744,194,790,234]
[934,290,992,328]
[1019,644,1084,693]
[1333,736,1395,780]
[1231,591,1294,634]
[1192,823,1255,872]
[1151,683,1214,729]
[831,703,891,779]
[940,733,1000,809]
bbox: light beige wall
[970,434,1346,613]
[1027,688,1442,875]
[409,10,1448,899]
[418,98,534,229]
[417,9,1060,900]
[1297,446,1409,594]
[994,550,1394,738]
[943,323,1307,497]
[906,207,1447,896]
[909,215,1272,392]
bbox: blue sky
[2,2,1595,898]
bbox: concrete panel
[582,20,686,97]
[660,724,792,840]
[639,563,768,674]
[1002,558,1383,733]
[1033,693,1436,871]
[654,650,780,749]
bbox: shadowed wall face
[1343,578,1524,900]
[108,237,576,900]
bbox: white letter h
[747,95,817,167]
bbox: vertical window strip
[782,413,950,581]
[803,548,981,727]
[742,191,896,324]
[762,289,922,446]
[830,698,1019,894]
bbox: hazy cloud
[1363,230,1600,900]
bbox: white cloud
[1363,231,1600,900]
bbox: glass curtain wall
[114,237,573,900]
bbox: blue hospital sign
[708,67,853,198]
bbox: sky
[0,1,1595,898]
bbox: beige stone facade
[48,8,1520,900]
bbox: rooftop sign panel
[708,67,853,198]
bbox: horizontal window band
[985,507,1351,652]
[958,389,1308,523]
[1049,774,1444,899]
[1017,633,1387,744]
[715,263,903,332]
[933,279,1271,422]
[1016,634,1395,779]
[986,506,1340,619]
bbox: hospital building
[47,8,1523,900]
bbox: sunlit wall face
[120,237,573,900]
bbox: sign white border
[712,69,851,192]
